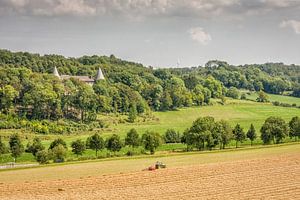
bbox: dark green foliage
[9,133,24,161]
[240,93,247,100]
[49,138,67,150]
[233,124,246,148]
[106,134,123,153]
[260,117,289,144]
[128,103,137,123]
[71,139,86,156]
[247,124,257,146]
[86,133,104,156]
[35,150,50,164]
[214,120,232,149]
[226,87,239,99]
[142,131,162,154]
[164,129,181,143]
[0,137,9,154]
[125,128,140,148]
[256,91,269,102]
[26,137,45,156]
[184,117,216,150]
[49,144,67,162]
[289,117,300,140]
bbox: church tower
[53,66,60,78]
[95,68,105,80]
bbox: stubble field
[0,144,299,200]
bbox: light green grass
[1,99,300,164]
[244,91,300,105]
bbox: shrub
[164,129,181,143]
[141,131,162,154]
[125,128,140,148]
[26,137,45,156]
[49,138,67,150]
[71,139,86,156]
[106,134,123,153]
[35,150,50,164]
[49,144,67,163]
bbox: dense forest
[1,49,300,133]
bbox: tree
[0,85,19,114]
[49,138,67,150]
[71,139,86,156]
[128,103,137,123]
[187,117,215,150]
[233,124,246,148]
[125,128,140,148]
[246,124,257,146]
[257,91,269,102]
[226,87,239,99]
[240,93,247,100]
[164,129,181,143]
[49,144,67,162]
[289,116,300,141]
[260,117,289,144]
[214,120,232,149]
[142,131,162,154]
[160,91,172,111]
[106,134,123,154]
[9,133,24,161]
[26,137,45,156]
[0,137,8,154]
[35,150,49,164]
[86,133,104,157]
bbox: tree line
[2,50,300,129]
[1,115,299,164]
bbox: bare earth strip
[0,146,299,199]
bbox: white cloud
[280,20,300,34]
[188,27,212,45]
[1,0,300,19]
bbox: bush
[226,87,239,99]
[49,144,67,163]
[240,93,247,100]
[142,131,162,154]
[49,138,67,150]
[164,129,181,143]
[106,134,123,153]
[35,150,50,164]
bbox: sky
[0,0,300,68]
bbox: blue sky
[0,0,300,67]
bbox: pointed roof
[95,68,105,80]
[53,67,60,78]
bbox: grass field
[0,144,299,199]
[243,91,300,105]
[1,98,300,164]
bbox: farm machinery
[145,161,166,171]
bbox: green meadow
[1,99,300,164]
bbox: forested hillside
[1,49,300,133]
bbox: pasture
[1,99,300,164]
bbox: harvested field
[0,145,299,199]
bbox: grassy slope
[1,99,300,163]
[0,143,299,183]
[244,91,300,105]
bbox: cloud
[1,0,300,19]
[188,27,212,45]
[280,20,300,34]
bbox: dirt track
[0,152,299,200]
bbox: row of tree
[0,130,162,164]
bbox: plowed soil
[0,147,299,199]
